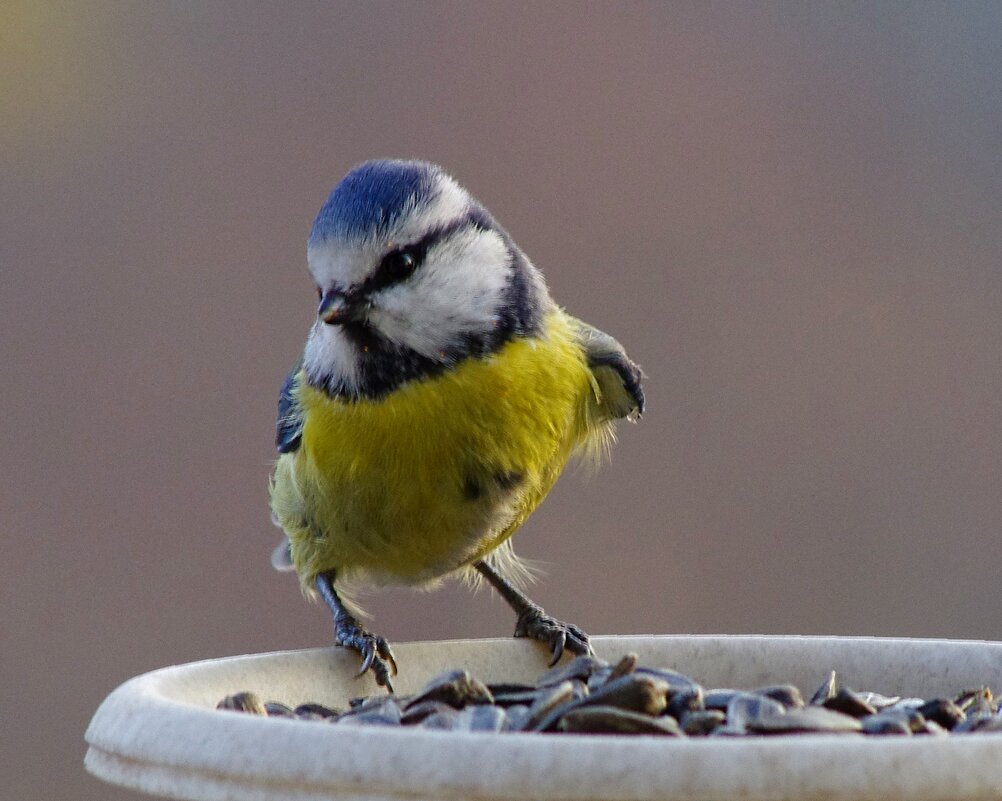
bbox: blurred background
[3,2,1001,799]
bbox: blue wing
[276,357,304,454]
[572,319,645,420]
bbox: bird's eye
[378,247,421,285]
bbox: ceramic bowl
[85,635,1002,800]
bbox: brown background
[4,3,1001,800]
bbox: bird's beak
[318,290,354,325]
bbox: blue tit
[269,160,644,690]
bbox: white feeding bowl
[85,635,1002,801]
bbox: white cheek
[370,229,511,357]
[303,322,359,389]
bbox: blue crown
[309,160,440,244]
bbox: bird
[269,159,644,690]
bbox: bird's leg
[315,571,397,692]
[474,560,592,665]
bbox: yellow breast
[270,310,603,590]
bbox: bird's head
[302,160,548,400]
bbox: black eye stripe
[307,204,545,401]
[371,244,424,290]
[360,209,495,296]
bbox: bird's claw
[514,604,592,666]
[334,619,398,692]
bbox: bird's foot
[514,604,592,666]
[334,616,398,692]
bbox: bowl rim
[85,634,1002,801]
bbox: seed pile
[217,653,1002,736]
